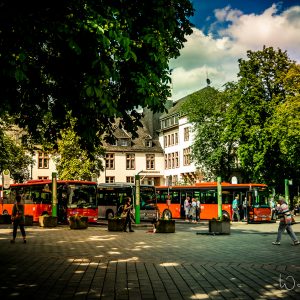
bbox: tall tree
[53,118,105,181]
[0,1,194,153]
[227,47,299,192]
[181,86,236,181]
[0,130,33,182]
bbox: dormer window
[120,139,130,146]
[145,140,152,147]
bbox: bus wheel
[2,210,8,215]
[106,210,114,220]
[162,209,172,220]
[41,211,49,216]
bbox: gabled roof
[160,86,215,119]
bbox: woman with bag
[11,195,27,244]
[272,197,299,246]
[122,197,134,232]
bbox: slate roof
[102,119,163,153]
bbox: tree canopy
[181,86,236,181]
[53,117,104,181]
[183,47,300,194]
[0,1,194,152]
[0,129,33,182]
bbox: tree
[0,130,33,182]
[226,47,299,192]
[53,118,105,180]
[0,1,194,153]
[181,86,236,181]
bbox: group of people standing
[184,197,201,223]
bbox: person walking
[190,198,197,223]
[272,197,300,246]
[11,195,27,244]
[122,197,134,232]
[196,198,201,223]
[184,197,190,222]
[232,195,240,222]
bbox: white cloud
[169,4,300,101]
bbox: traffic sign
[2,169,10,189]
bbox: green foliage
[53,117,105,180]
[181,86,236,181]
[182,47,300,194]
[226,47,299,192]
[0,129,33,182]
[0,1,194,153]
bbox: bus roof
[7,179,97,187]
[155,182,267,189]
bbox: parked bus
[1,180,98,223]
[97,183,158,221]
[155,182,271,222]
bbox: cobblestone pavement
[0,218,299,300]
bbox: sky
[169,0,300,101]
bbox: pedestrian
[196,198,201,223]
[190,198,197,223]
[11,195,27,244]
[242,197,247,221]
[184,197,190,222]
[122,197,134,232]
[232,195,240,222]
[272,197,300,246]
[270,198,276,220]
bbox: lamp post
[52,172,57,217]
[135,171,143,224]
[217,176,222,219]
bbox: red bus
[1,180,98,223]
[155,182,271,223]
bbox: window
[168,153,171,169]
[184,127,190,141]
[164,154,168,169]
[183,147,191,166]
[126,176,134,183]
[171,153,175,168]
[105,176,115,183]
[120,139,129,146]
[145,140,152,147]
[126,154,135,170]
[146,154,155,170]
[175,152,179,168]
[175,133,178,145]
[38,176,49,180]
[105,153,115,169]
[38,152,49,169]
[172,175,178,185]
[164,136,167,148]
[171,134,174,145]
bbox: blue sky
[169,0,300,100]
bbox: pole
[217,176,222,219]
[52,172,57,217]
[135,174,141,224]
[285,179,289,206]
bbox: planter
[108,218,125,231]
[69,216,88,229]
[24,215,33,226]
[156,219,175,233]
[0,214,12,224]
[39,215,58,227]
[209,220,231,234]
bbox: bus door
[247,191,255,223]
[139,188,157,221]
